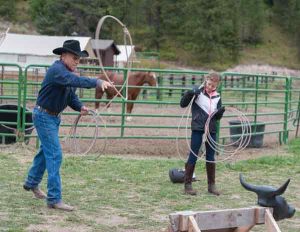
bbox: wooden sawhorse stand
[168,207,281,232]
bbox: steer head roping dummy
[239,174,295,221]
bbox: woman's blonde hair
[206,72,221,83]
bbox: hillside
[239,24,300,70]
[1,1,300,75]
[0,1,37,35]
[226,22,300,76]
[159,21,300,76]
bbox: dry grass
[0,139,299,231]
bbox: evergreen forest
[1,0,300,69]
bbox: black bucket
[229,120,265,148]
[0,104,34,144]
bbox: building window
[18,55,26,63]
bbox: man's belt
[36,105,61,117]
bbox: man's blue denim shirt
[36,60,100,113]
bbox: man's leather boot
[48,202,75,211]
[206,162,220,196]
[23,185,47,199]
[184,163,197,195]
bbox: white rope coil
[0,124,35,133]
[68,110,108,156]
[176,94,252,163]
[203,107,252,162]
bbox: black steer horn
[239,174,295,221]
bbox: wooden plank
[188,216,201,232]
[265,209,281,232]
[170,207,267,231]
[191,207,265,230]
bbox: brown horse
[95,71,157,121]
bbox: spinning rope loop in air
[69,15,133,156]
[95,15,133,102]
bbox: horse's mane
[131,72,143,77]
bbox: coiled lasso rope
[68,110,101,156]
[0,123,35,134]
[203,107,252,162]
[176,88,252,163]
[68,15,133,156]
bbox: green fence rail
[1,63,300,148]
[0,63,23,143]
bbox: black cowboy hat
[53,40,89,57]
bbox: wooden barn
[91,39,120,67]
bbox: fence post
[157,74,162,101]
[283,77,290,144]
[79,69,84,98]
[216,74,224,148]
[295,92,300,137]
[142,89,148,99]
[265,76,268,106]
[17,66,24,142]
[0,65,3,104]
[242,75,246,109]
[289,78,292,112]
[169,74,174,97]
[230,75,234,88]
[254,76,259,125]
[34,68,39,96]
[181,75,186,96]
[191,75,196,86]
[120,69,128,137]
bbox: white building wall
[0,53,58,67]
[0,54,59,73]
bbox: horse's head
[144,72,157,87]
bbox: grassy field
[0,140,299,232]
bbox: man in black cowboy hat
[23,40,112,211]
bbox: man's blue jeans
[187,130,216,165]
[24,107,62,205]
